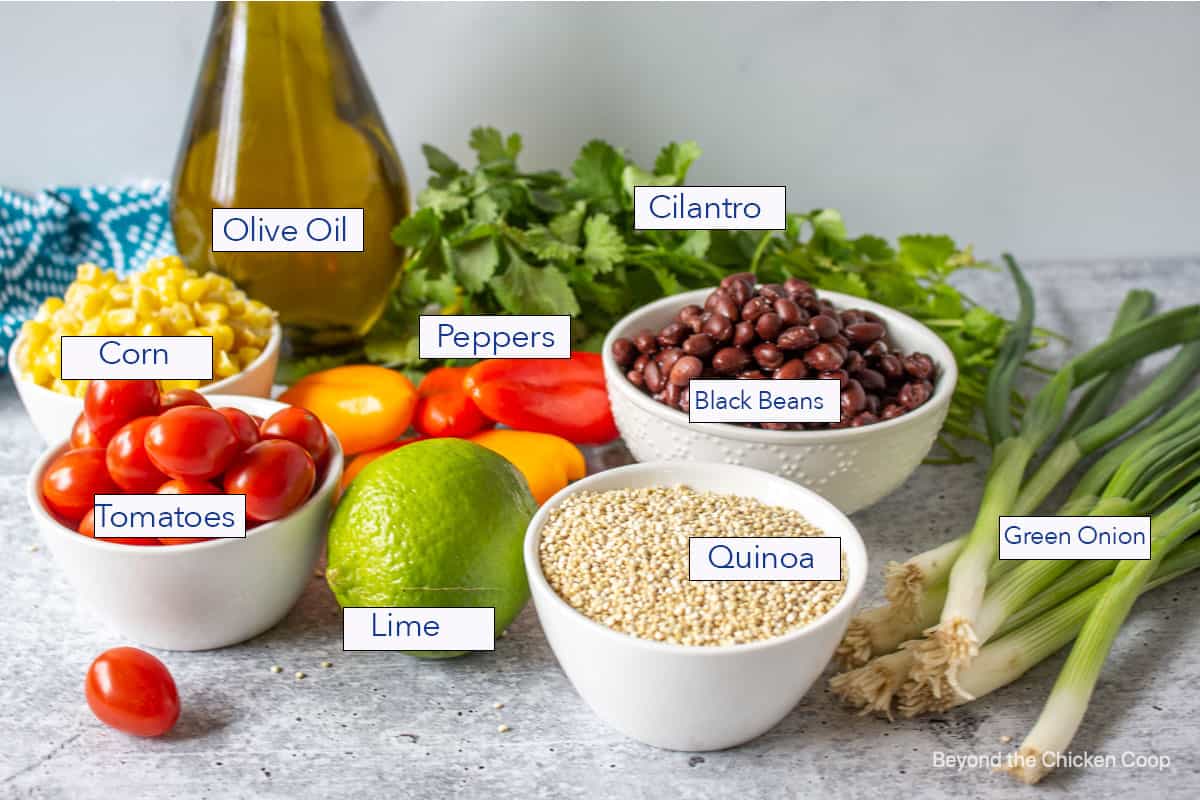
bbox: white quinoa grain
[539,486,847,647]
[270,665,283,674]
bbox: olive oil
[171,1,409,358]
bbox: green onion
[1005,487,1200,784]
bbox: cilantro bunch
[373,128,1038,454]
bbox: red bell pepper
[463,352,618,444]
[413,366,491,438]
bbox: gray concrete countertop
[1,260,1198,799]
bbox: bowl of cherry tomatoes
[26,380,343,651]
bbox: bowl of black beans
[602,273,958,513]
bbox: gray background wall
[1,1,1197,261]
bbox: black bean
[740,296,771,323]
[626,369,644,388]
[819,369,850,388]
[809,314,840,340]
[903,353,936,381]
[678,305,705,333]
[761,422,789,431]
[665,383,682,406]
[738,369,766,380]
[878,354,904,381]
[754,342,785,370]
[682,333,715,358]
[720,272,756,293]
[841,379,867,416]
[840,309,866,327]
[711,347,750,375]
[701,313,734,344]
[783,277,812,298]
[777,325,819,351]
[669,355,704,386]
[774,298,804,327]
[679,387,691,412]
[611,337,637,368]
[846,322,885,344]
[899,380,933,409]
[733,321,757,348]
[864,393,881,416]
[881,403,906,420]
[843,351,865,375]
[759,283,786,301]
[722,274,754,305]
[863,340,889,360]
[709,291,740,321]
[656,347,683,374]
[850,412,879,427]
[755,312,783,341]
[774,359,808,380]
[633,330,658,354]
[804,343,844,371]
[643,360,664,393]
[633,354,649,373]
[858,368,886,393]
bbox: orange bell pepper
[469,429,586,505]
[279,365,417,456]
[463,352,618,444]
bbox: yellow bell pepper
[469,429,586,504]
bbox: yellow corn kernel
[194,302,229,326]
[224,291,247,316]
[107,284,132,307]
[179,276,210,303]
[214,350,239,379]
[76,263,103,285]
[164,302,195,334]
[80,317,104,336]
[132,286,159,315]
[70,380,89,399]
[22,320,49,346]
[136,320,163,337]
[104,308,137,334]
[41,296,65,316]
[236,347,262,368]
[211,324,235,353]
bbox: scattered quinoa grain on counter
[538,486,847,646]
[270,665,282,674]
[497,724,510,733]
[295,671,306,680]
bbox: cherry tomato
[105,417,167,492]
[155,479,221,545]
[413,366,490,438]
[259,407,329,464]
[159,388,210,411]
[84,380,161,445]
[224,440,315,522]
[85,647,180,737]
[77,508,161,546]
[41,448,118,523]
[216,407,261,453]
[70,413,102,449]
[144,407,239,480]
[278,365,415,455]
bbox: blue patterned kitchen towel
[0,183,175,371]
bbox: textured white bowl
[26,394,340,651]
[526,461,867,751]
[602,288,957,514]
[9,322,281,444]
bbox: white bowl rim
[25,392,342,555]
[601,287,958,444]
[524,460,868,657]
[8,321,282,400]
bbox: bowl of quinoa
[525,461,867,751]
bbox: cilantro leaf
[469,126,520,165]
[549,201,587,245]
[491,244,580,315]
[391,208,439,248]
[418,186,469,215]
[522,225,582,262]
[422,144,461,177]
[653,141,702,182]
[570,140,626,213]
[453,236,500,293]
[582,214,626,274]
[898,234,958,277]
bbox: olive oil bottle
[171,1,409,359]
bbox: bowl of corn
[9,257,281,443]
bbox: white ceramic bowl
[602,288,957,514]
[9,322,282,444]
[26,394,341,651]
[525,461,867,751]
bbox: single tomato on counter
[85,647,180,737]
[84,379,161,444]
[413,366,490,438]
[278,365,415,455]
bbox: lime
[325,438,536,658]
